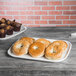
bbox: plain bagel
[20,37,35,45]
[11,40,30,56]
[45,40,68,60]
[29,42,45,58]
[35,38,51,48]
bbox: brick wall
[0,0,76,27]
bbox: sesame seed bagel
[29,42,45,58]
[11,40,30,56]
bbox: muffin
[0,18,6,23]
[13,19,15,22]
[11,22,22,32]
[6,20,12,25]
[0,23,7,29]
[0,20,2,24]
[0,29,6,38]
[5,25,14,35]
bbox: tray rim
[7,38,72,62]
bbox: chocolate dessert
[12,22,22,32]
[5,25,14,35]
[0,29,6,38]
[6,20,12,25]
[0,18,22,38]
[0,18,6,23]
[0,23,7,29]
[0,20,2,24]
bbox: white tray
[7,38,72,62]
[0,25,27,40]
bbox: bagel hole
[16,44,23,48]
[21,45,23,47]
[50,48,56,53]
[33,46,38,50]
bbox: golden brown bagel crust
[20,37,35,44]
[29,42,45,58]
[12,40,30,56]
[35,38,51,48]
[45,40,68,60]
[52,40,68,51]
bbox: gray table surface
[0,27,76,76]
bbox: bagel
[20,37,35,45]
[29,42,45,58]
[35,38,51,48]
[52,40,68,51]
[45,40,68,60]
[11,40,30,56]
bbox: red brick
[70,16,76,19]
[0,6,12,10]
[21,21,34,24]
[27,25,40,27]
[71,6,76,10]
[0,2,33,5]
[12,7,25,10]
[35,21,47,24]
[14,16,26,20]
[28,16,40,19]
[20,11,33,15]
[12,6,40,10]
[56,25,69,27]
[0,16,12,19]
[0,11,5,15]
[56,16,69,19]
[40,21,47,24]
[49,21,62,24]
[64,1,76,5]
[49,11,62,15]
[34,1,47,5]
[0,2,15,5]
[35,21,39,24]
[13,16,20,19]
[0,2,4,5]
[35,11,47,15]
[41,25,56,27]
[19,2,33,5]
[19,16,26,19]
[56,6,70,10]
[42,16,55,19]
[63,20,76,24]
[49,1,62,5]
[63,11,76,15]
[6,11,19,15]
[42,6,55,10]
[27,7,40,10]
